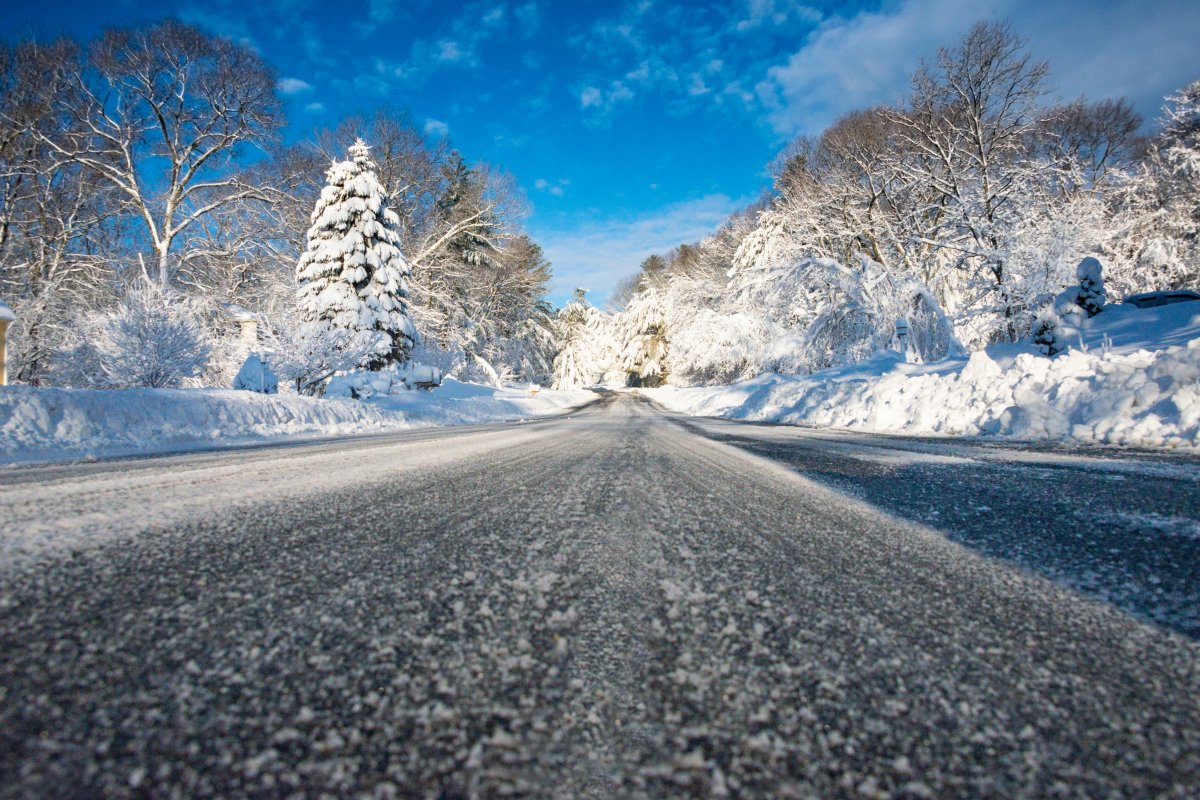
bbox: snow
[645,300,1200,449]
[232,353,279,394]
[0,380,591,465]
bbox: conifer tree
[619,285,668,387]
[296,139,417,368]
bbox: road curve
[1,393,1198,798]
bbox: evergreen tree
[552,289,618,389]
[619,285,668,387]
[296,139,417,368]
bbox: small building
[0,299,14,386]
[225,305,262,346]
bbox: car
[1122,289,1200,309]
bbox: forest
[561,22,1199,390]
[2,20,1197,395]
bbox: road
[1,392,1198,798]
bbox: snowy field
[0,380,592,465]
[646,299,1200,449]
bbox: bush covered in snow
[1055,257,1108,319]
[88,281,210,389]
[1032,307,1069,356]
[232,353,279,394]
[267,321,390,396]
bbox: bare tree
[1040,97,1143,195]
[0,39,118,384]
[30,21,283,289]
[890,21,1050,339]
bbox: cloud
[276,77,312,95]
[534,178,568,197]
[304,102,325,113]
[535,194,747,306]
[735,0,822,32]
[424,118,450,138]
[757,0,981,136]
[756,0,1200,137]
[356,0,399,35]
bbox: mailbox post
[0,299,14,386]
[895,316,910,362]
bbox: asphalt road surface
[1,392,1198,799]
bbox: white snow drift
[646,300,1200,449]
[0,380,590,465]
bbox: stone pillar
[0,300,14,386]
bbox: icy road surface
[1,393,1199,798]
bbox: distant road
[2,393,1198,798]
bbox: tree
[619,285,668,386]
[296,139,417,368]
[89,280,210,388]
[29,21,283,289]
[0,39,118,385]
[891,21,1050,342]
[1135,80,1200,287]
[552,289,616,389]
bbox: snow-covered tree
[1132,81,1200,288]
[267,319,390,396]
[1032,306,1068,356]
[552,289,617,389]
[89,281,210,388]
[619,285,668,387]
[296,139,417,368]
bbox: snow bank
[0,380,591,465]
[647,301,1200,449]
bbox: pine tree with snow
[1074,257,1106,317]
[551,289,619,389]
[1055,257,1106,319]
[552,289,597,390]
[296,139,417,368]
[619,285,668,387]
[1032,306,1068,356]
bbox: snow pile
[0,380,590,464]
[647,300,1200,448]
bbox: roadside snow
[0,379,591,465]
[646,300,1200,449]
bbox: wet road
[1,393,1198,798]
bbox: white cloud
[735,0,821,32]
[424,118,450,138]
[535,194,747,305]
[304,102,325,113]
[758,0,981,136]
[757,0,1200,136]
[277,77,313,95]
[356,0,399,35]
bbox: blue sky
[8,0,1200,306]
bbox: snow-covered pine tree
[552,289,597,390]
[551,289,619,389]
[1055,257,1106,318]
[619,285,668,387]
[1032,306,1068,356]
[296,139,417,369]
